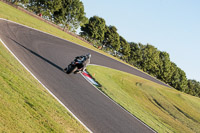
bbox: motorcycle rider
[73,53,91,73]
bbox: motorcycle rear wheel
[66,65,77,74]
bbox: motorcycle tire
[66,64,77,74]
[63,67,68,73]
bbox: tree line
[9,0,88,32]
[9,0,200,97]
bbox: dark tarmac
[0,19,163,133]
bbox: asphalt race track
[0,19,165,133]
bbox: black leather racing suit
[74,55,90,71]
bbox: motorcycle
[64,60,84,74]
[64,54,91,74]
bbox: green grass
[87,65,200,133]
[0,42,88,132]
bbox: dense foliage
[8,0,200,97]
[81,16,106,42]
[9,0,87,32]
[52,0,88,32]
[80,16,200,97]
[128,43,188,92]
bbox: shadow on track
[8,37,64,72]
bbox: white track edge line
[81,66,156,133]
[0,38,92,133]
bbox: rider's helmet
[86,53,91,59]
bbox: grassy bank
[87,65,200,133]
[0,42,88,132]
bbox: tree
[119,36,130,60]
[81,16,106,42]
[169,63,188,91]
[186,80,200,97]
[158,51,172,83]
[11,0,29,5]
[53,0,87,32]
[27,0,62,17]
[128,42,143,68]
[169,63,179,88]
[139,44,160,76]
[28,0,46,14]
[178,69,188,91]
[103,25,120,52]
[43,0,62,18]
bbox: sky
[80,0,200,82]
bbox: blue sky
[81,0,200,81]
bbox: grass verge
[87,65,200,133]
[0,41,88,132]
